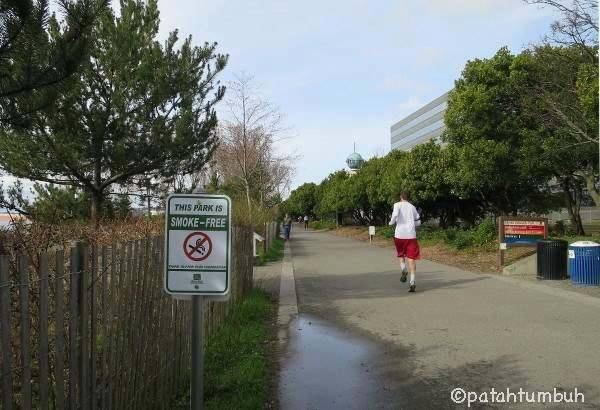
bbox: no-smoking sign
[184,232,213,261]
[164,194,232,296]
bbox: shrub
[257,238,284,265]
[309,220,336,230]
[416,225,446,244]
[442,219,496,250]
[378,225,395,239]
[472,218,496,246]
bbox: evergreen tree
[0,0,107,127]
[0,0,227,224]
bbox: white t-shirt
[388,201,421,239]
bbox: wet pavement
[276,230,600,409]
[279,314,397,410]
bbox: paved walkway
[279,230,600,409]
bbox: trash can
[537,239,568,280]
[568,241,600,286]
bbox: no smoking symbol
[183,232,213,261]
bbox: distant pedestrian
[304,215,309,230]
[389,191,421,292]
[283,214,292,240]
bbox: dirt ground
[328,226,533,274]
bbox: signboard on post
[164,193,232,296]
[498,216,548,266]
[369,226,375,243]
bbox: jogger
[389,191,421,292]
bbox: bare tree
[525,0,598,55]
[524,0,599,207]
[215,73,294,222]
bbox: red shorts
[394,238,420,260]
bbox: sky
[150,0,560,192]
[1,0,561,202]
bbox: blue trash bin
[568,241,600,286]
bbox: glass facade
[390,92,449,151]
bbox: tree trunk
[245,182,252,223]
[92,135,103,227]
[582,170,600,206]
[90,190,102,228]
[574,181,585,235]
[561,178,586,235]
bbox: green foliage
[24,185,132,223]
[26,184,88,222]
[282,182,319,217]
[285,44,597,232]
[443,47,553,215]
[316,170,352,217]
[174,290,274,410]
[471,218,497,246]
[377,225,395,239]
[442,219,497,250]
[257,238,284,265]
[0,0,106,127]
[0,0,227,221]
[378,222,496,250]
[309,220,337,230]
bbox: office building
[390,91,449,151]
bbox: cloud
[423,0,533,16]
[380,75,414,92]
[413,46,448,67]
[391,96,426,120]
[108,0,559,192]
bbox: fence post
[54,251,66,410]
[0,230,257,410]
[0,255,12,410]
[39,253,50,410]
[69,246,80,410]
[100,246,108,410]
[78,242,90,410]
[90,245,98,410]
[18,255,32,410]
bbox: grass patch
[309,220,337,230]
[376,219,498,251]
[174,289,275,409]
[257,237,284,265]
[380,219,600,252]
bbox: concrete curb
[277,240,298,342]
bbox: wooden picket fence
[263,221,280,252]
[0,226,254,410]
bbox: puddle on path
[279,314,394,410]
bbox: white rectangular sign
[164,194,232,296]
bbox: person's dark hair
[400,191,410,201]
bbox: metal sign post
[191,296,203,410]
[164,193,232,410]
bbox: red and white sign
[183,232,213,261]
[504,221,546,236]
